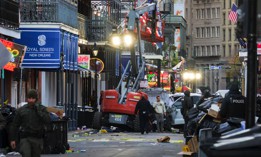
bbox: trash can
[42,120,69,154]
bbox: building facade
[185,0,241,92]
[15,0,79,130]
[0,0,22,108]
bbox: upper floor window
[223,13,226,25]
[217,8,220,18]
[202,46,206,56]
[212,45,216,55]
[201,27,205,38]
[229,29,232,41]
[207,46,211,55]
[199,46,202,56]
[207,8,211,19]
[217,45,220,55]
[229,45,232,56]
[223,29,226,41]
[217,27,220,37]
[196,9,200,19]
[194,46,199,56]
[212,8,216,18]
[212,27,216,37]
[206,27,211,38]
[234,44,238,53]
[196,28,200,38]
[201,9,205,19]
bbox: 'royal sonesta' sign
[15,30,61,69]
[0,38,26,71]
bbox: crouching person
[10,89,51,157]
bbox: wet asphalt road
[4,130,185,157]
[41,131,185,157]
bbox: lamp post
[93,43,98,110]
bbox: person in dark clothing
[0,113,6,131]
[135,96,152,134]
[220,83,246,119]
[0,112,6,150]
[90,90,97,111]
[196,90,212,108]
[182,90,193,117]
[0,104,16,151]
[10,89,51,157]
[182,90,192,137]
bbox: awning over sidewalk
[15,28,78,70]
[172,57,185,71]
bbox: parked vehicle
[166,93,201,127]
[214,90,229,98]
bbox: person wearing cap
[10,89,51,157]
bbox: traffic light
[236,0,247,38]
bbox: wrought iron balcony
[78,13,88,40]
[87,0,121,42]
[0,0,19,30]
[20,0,78,28]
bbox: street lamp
[110,32,136,48]
[182,71,201,92]
[161,70,164,88]
[92,43,98,110]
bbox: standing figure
[181,90,193,137]
[90,90,97,111]
[135,96,152,134]
[220,83,246,119]
[10,89,51,157]
[153,96,166,133]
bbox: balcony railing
[87,19,113,42]
[20,0,78,28]
[78,13,87,40]
[87,0,121,42]
[0,0,19,30]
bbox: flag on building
[228,3,237,23]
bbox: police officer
[10,89,51,157]
[220,83,246,119]
[135,96,152,134]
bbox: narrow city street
[42,131,184,157]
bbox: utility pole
[246,0,257,128]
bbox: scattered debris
[99,129,108,134]
[157,136,170,143]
